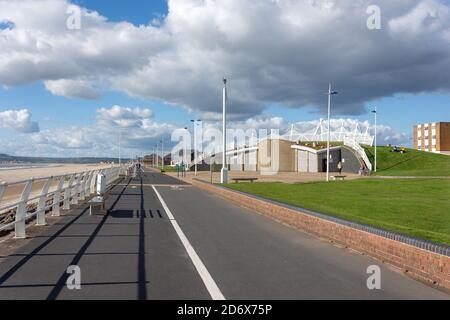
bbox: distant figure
[359,165,366,176]
[337,161,343,175]
[136,163,143,177]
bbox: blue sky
[0,0,449,157]
[73,0,168,25]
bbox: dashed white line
[151,185,226,301]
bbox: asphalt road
[0,170,448,300]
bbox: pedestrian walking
[337,161,343,175]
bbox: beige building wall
[414,122,450,153]
[257,139,295,173]
[438,122,450,152]
[414,126,418,150]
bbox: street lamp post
[156,143,159,168]
[326,84,338,182]
[160,140,164,169]
[191,120,201,176]
[372,107,378,173]
[221,78,228,184]
[183,127,189,175]
[118,128,122,167]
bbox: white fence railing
[344,138,373,172]
[0,165,131,239]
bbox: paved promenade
[0,170,448,300]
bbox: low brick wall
[192,179,450,291]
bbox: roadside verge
[191,178,450,291]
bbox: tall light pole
[191,119,201,176]
[326,84,338,182]
[160,140,164,169]
[221,78,228,184]
[184,127,189,173]
[372,107,378,173]
[156,143,159,168]
[118,128,122,166]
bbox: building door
[322,159,327,172]
[309,153,318,173]
[298,151,308,172]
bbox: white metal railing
[344,138,373,172]
[0,165,131,239]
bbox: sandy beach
[0,164,118,210]
[0,163,116,183]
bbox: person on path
[337,161,343,175]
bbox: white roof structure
[283,119,375,146]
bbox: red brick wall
[192,180,450,291]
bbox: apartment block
[414,122,450,154]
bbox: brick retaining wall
[192,179,450,291]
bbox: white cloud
[0,109,39,133]
[2,105,176,157]
[96,105,154,128]
[0,0,449,118]
[389,0,450,35]
[202,115,410,151]
[0,107,409,157]
[44,79,101,99]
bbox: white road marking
[151,185,226,301]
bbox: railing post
[63,175,75,210]
[100,170,107,188]
[0,182,7,204]
[78,172,87,202]
[71,174,80,205]
[83,171,92,199]
[90,171,99,194]
[87,171,94,197]
[52,177,65,217]
[36,177,52,226]
[15,179,34,239]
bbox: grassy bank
[225,179,450,245]
[364,146,450,176]
[161,165,180,173]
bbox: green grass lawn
[161,165,180,173]
[364,146,450,176]
[225,179,450,245]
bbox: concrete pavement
[0,170,448,300]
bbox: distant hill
[0,153,129,164]
[364,147,450,176]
